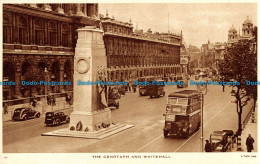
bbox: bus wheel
[164,130,169,138]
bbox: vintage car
[12,107,41,121]
[209,130,234,152]
[45,112,70,126]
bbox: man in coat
[246,134,255,152]
[205,140,212,152]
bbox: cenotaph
[42,26,133,139]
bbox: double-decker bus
[163,90,202,138]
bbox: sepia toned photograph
[1,1,258,162]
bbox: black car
[209,130,234,152]
[12,107,41,121]
[45,112,70,126]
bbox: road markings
[135,134,163,152]
[204,100,232,127]
[3,118,44,129]
[3,123,43,135]
[174,130,199,152]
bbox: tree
[219,40,257,133]
[23,66,43,102]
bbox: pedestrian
[4,103,8,114]
[205,140,212,152]
[246,134,255,152]
[32,98,37,108]
[222,85,225,92]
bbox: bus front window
[167,97,188,105]
[168,98,177,104]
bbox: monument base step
[41,123,134,139]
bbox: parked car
[12,107,41,121]
[209,130,234,152]
[45,112,70,126]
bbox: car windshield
[47,113,53,116]
[211,135,222,141]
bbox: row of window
[3,14,71,47]
[108,57,179,67]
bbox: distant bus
[137,76,161,96]
[163,90,202,138]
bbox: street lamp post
[197,72,207,152]
[44,68,49,113]
[44,68,48,97]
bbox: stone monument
[70,26,111,132]
[42,26,133,139]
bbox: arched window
[19,16,29,44]
[35,19,45,46]
[3,13,12,43]
[62,24,69,47]
[49,21,57,46]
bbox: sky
[99,3,257,47]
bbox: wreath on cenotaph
[76,121,83,131]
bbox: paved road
[3,83,253,153]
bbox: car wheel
[150,95,153,98]
[183,132,189,139]
[164,130,169,138]
[116,104,119,109]
[56,119,60,125]
[23,116,28,121]
[53,120,56,126]
[36,113,40,118]
[66,118,70,123]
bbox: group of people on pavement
[204,134,255,152]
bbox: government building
[3,3,182,101]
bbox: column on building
[15,69,22,98]
[59,67,64,92]
[83,4,87,16]
[76,3,84,16]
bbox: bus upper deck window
[178,98,188,105]
[168,98,177,104]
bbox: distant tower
[228,24,238,41]
[242,16,253,37]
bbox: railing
[2,91,73,107]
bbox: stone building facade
[101,14,182,82]
[2,4,182,100]
[3,4,99,99]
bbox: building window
[62,24,69,47]
[19,16,29,44]
[49,21,57,46]
[35,30,45,45]
[50,32,57,46]
[3,13,12,43]
[35,19,45,46]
